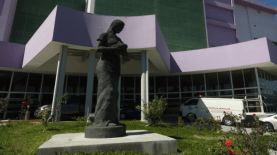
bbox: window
[79,76,87,93]
[124,77,134,93]
[180,75,192,92]
[243,68,257,87]
[193,92,205,98]
[135,77,140,93]
[41,94,53,105]
[42,74,56,93]
[93,77,98,94]
[0,70,12,91]
[207,91,219,97]
[156,76,167,93]
[66,76,79,93]
[232,70,244,88]
[168,93,179,98]
[234,89,245,98]
[205,73,218,90]
[11,72,28,92]
[192,74,205,91]
[184,99,198,106]
[27,73,42,92]
[168,76,179,92]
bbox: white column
[85,0,96,14]
[255,67,264,113]
[3,71,14,120]
[51,45,68,122]
[141,50,149,123]
[85,50,96,117]
[118,76,121,122]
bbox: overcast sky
[256,0,277,20]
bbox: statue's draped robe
[93,32,124,127]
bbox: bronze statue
[93,19,127,127]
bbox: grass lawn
[0,119,276,155]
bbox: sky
[256,0,277,20]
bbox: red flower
[253,114,256,117]
[56,106,58,109]
[225,140,232,147]
[22,101,30,110]
[229,150,235,155]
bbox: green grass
[0,119,276,155]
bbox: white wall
[235,4,277,43]
[234,4,252,42]
[248,7,277,42]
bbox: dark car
[120,107,141,119]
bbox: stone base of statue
[85,124,126,138]
[36,129,177,155]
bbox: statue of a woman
[93,19,127,127]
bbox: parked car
[120,107,141,119]
[258,114,277,132]
[34,103,93,118]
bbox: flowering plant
[37,107,54,132]
[54,92,69,122]
[206,115,222,132]
[188,112,208,135]
[0,97,9,114]
[178,116,184,127]
[204,112,277,154]
[18,95,33,120]
[135,95,168,127]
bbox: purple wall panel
[155,17,170,72]
[267,38,277,65]
[23,5,157,69]
[0,41,25,68]
[0,0,17,42]
[53,5,156,49]
[205,5,234,24]
[207,24,236,47]
[170,38,271,73]
[0,0,4,16]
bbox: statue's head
[107,19,125,34]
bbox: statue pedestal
[36,130,177,155]
[85,124,126,138]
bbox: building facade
[0,0,277,120]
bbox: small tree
[55,92,69,122]
[0,97,8,119]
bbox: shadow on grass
[46,128,60,131]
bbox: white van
[179,98,247,126]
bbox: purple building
[0,0,277,121]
